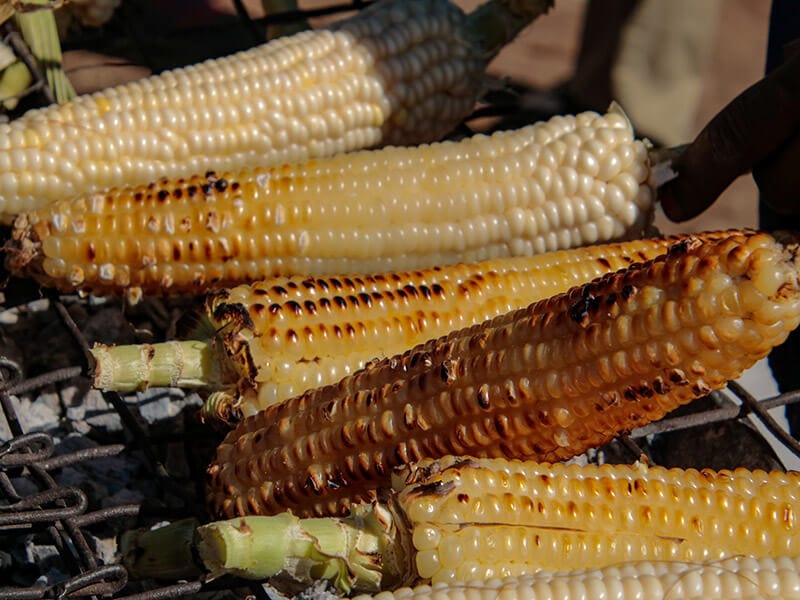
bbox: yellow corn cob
[205,230,800,519]
[354,557,800,600]
[129,457,800,594]
[90,234,709,422]
[0,0,551,218]
[393,456,800,584]
[6,109,655,299]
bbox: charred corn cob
[6,109,656,298]
[355,556,800,599]
[0,0,551,218]
[129,457,800,594]
[90,234,708,422]
[205,230,800,518]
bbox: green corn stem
[468,0,554,59]
[89,339,232,393]
[197,503,411,594]
[14,0,75,103]
[120,518,203,580]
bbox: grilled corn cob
[130,457,800,594]
[90,234,704,422]
[6,109,656,298]
[206,230,800,519]
[355,556,800,599]
[0,0,551,218]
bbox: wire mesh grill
[1,1,800,599]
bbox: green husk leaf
[14,0,75,103]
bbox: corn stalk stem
[124,503,412,595]
[120,518,203,580]
[89,339,230,392]
[469,0,554,59]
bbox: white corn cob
[355,556,800,600]
[0,0,551,218]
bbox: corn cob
[355,556,800,600]
[6,109,656,298]
[205,230,800,519]
[130,457,800,594]
[90,234,703,422]
[0,0,551,219]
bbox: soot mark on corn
[570,291,601,324]
[440,360,457,384]
[477,384,491,409]
[408,480,456,499]
[212,303,255,332]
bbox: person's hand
[660,45,800,221]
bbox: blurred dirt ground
[59,0,772,235]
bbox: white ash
[22,539,60,568]
[134,388,203,424]
[0,394,61,439]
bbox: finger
[660,50,800,222]
[755,128,800,216]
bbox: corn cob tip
[4,212,39,276]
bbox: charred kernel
[477,384,490,409]
[215,179,229,192]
